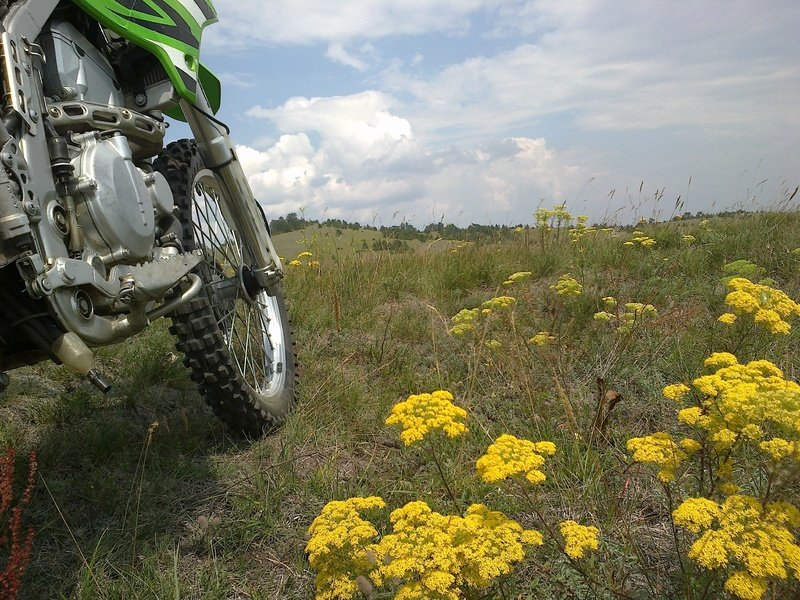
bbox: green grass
[2,211,800,598]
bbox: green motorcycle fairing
[70,0,220,110]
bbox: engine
[36,18,176,265]
[70,130,174,263]
[0,11,202,374]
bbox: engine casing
[71,133,172,262]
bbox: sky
[188,0,800,228]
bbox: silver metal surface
[0,1,230,354]
[48,101,167,159]
[45,251,203,345]
[179,97,284,287]
[71,133,155,261]
[40,20,124,106]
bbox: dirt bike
[0,0,296,436]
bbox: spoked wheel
[154,140,296,436]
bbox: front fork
[178,97,284,296]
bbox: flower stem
[427,442,461,513]
[517,482,637,600]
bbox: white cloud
[216,0,798,223]
[239,91,583,224]
[383,14,799,144]
[246,91,419,168]
[207,0,485,47]
[325,44,368,71]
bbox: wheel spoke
[191,172,281,394]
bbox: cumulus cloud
[240,91,582,225]
[213,0,798,223]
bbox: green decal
[71,0,218,103]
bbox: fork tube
[179,97,284,290]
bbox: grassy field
[2,211,800,598]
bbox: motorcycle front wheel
[154,140,296,436]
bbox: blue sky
[189,0,800,227]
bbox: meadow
[1,209,800,599]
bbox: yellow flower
[673,497,720,533]
[724,571,767,600]
[306,496,385,600]
[503,271,533,286]
[626,233,656,248]
[677,495,800,599]
[593,311,615,322]
[559,520,600,559]
[449,308,480,336]
[484,339,502,350]
[722,277,800,335]
[704,352,738,369]
[452,504,543,588]
[550,274,583,298]
[385,390,468,446]
[719,482,741,496]
[759,438,797,461]
[602,296,617,309]
[288,259,302,267]
[678,407,708,428]
[476,434,556,485]
[678,355,800,458]
[528,331,555,347]
[718,312,738,325]
[626,432,687,482]
[682,234,697,244]
[297,251,313,258]
[663,383,691,403]
[711,428,738,451]
[679,438,702,453]
[482,296,517,310]
[370,501,541,598]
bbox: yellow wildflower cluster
[559,520,601,559]
[288,251,320,268]
[593,298,657,334]
[503,271,533,286]
[448,296,517,336]
[673,494,800,600]
[666,354,800,464]
[602,296,617,309]
[550,274,583,298]
[568,215,599,242]
[476,434,556,485]
[482,296,517,310]
[623,231,656,248]
[385,390,468,446]
[535,204,573,231]
[528,331,556,347]
[369,501,542,599]
[719,277,800,334]
[306,496,386,600]
[449,308,480,336]
[307,498,544,600]
[682,234,697,244]
[626,432,699,482]
[484,339,502,350]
